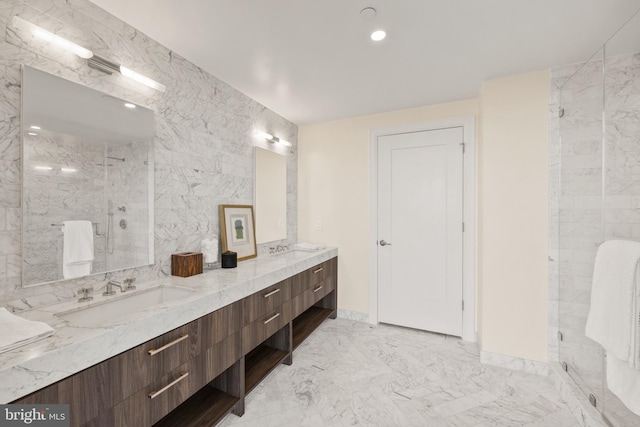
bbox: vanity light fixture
[88,56,166,93]
[257,131,293,147]
[13,16,166,93]
[12,16,94,59]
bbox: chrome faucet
[103,280,125,296]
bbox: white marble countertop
[0,248,337,403]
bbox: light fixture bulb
[124,102,136,109]
[371,30,386,41]
[120,66,166,92]
[12,16,93,59]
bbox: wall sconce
[12,16,166,92]
[257,131,293,147]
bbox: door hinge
[462,300,464,311]
[460,142,466,154]
[462,222,465,232]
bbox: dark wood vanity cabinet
[13,257,338,427]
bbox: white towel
[607,354,640,415]
[585,239,640,415]
[585,240,640,365]
[0,308,54,353]
[62,220,94,279]
[293,242,326,252]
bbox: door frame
[369,116,476,342]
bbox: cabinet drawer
[291,277,335,319]
[198,300,243,349]
[106,362,193,427]
[243,281,291,325]
[111,323,195,400]
[291,259,336,297]
[242,302,291,354]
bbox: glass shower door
[557,48,605,411]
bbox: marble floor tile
[219,319,579,427]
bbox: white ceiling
[87,0,640,125]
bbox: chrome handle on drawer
[263,288,281,298]
[313,267,324,274]
[148,372,189,399]
[263,312,280,325]
[148,334,189,356]
[313,285,323,293]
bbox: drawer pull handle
[263,312,280,325]
[313,285,323,293]
[313,267,324,274]
[148,334,189,356]
[263,288,281,298]
[148,372,189,399]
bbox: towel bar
[51,222,100,236]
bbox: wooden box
[171,252,203,277]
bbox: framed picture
[219,204,257,261]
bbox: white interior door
[377,127,464,336]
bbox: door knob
[379,240,391,246]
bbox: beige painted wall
[478,70,549,361]
[298,70,549,362]
[298,100,479,314]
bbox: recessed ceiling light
[30,125,41,130]
[61,167,77,173]
[34,166,52,171]
[371,30,386,41]
[124,102,136,109]
[27,132,38,136]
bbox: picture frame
[219,204,257,261]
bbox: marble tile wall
[0,0,298,310]
[549,50,640,426]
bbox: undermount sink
[56,285,196,327]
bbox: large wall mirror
[254,147,286,243]
[22,66,154,287]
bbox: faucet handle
[78,287,93,302]
[124,278,136,290]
